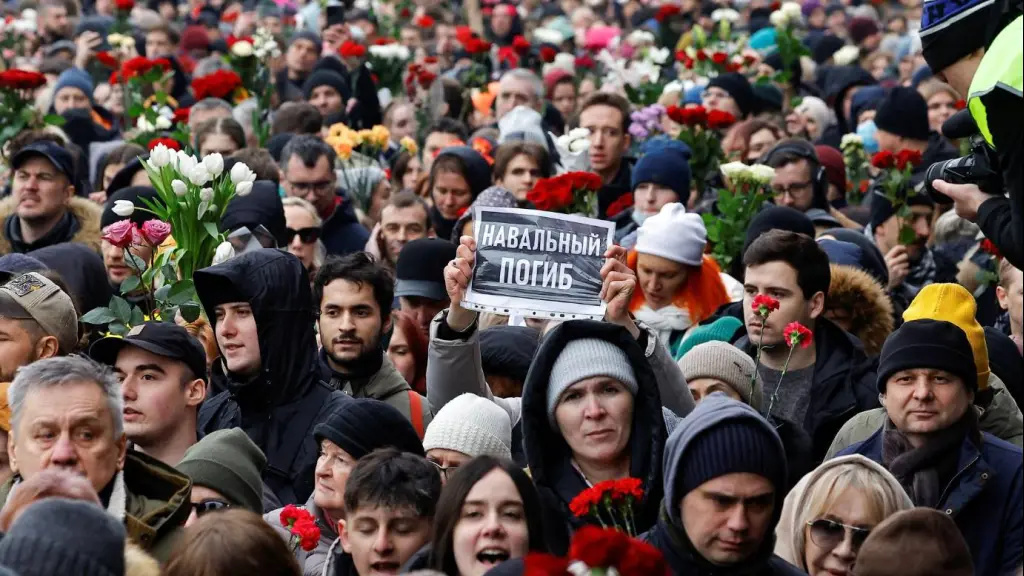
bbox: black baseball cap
[395,238,456,302]
[11,142,76,184]
[90,322,208,382]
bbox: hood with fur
[0,196,103,255]
[827,264,894,357]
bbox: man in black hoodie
[817,65,877,148]
[194,249,349,508]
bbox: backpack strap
[408,391,424,439]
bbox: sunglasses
[192,499,231,517]
[807,519,872,551]
[285,226,322,244]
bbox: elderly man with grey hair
[496,68,544,119]
[0,355,191,562]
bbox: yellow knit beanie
[903,284,989,390]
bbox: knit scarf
[881,408,979,509]
[647,506,779,576]
[906,247,938,288]
[632,305,692,348]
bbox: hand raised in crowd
[601,244,640,339]
[885,244,910,290]
[73,31,103,70]
[444,235,479,332]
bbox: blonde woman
[775,455,913,576]
[282,197,327,280]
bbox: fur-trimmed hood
[827,264,894,357]
[0,196,104,255]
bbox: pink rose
[140,220,172,246]
[102,220,137,249]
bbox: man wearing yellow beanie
[834,284,1024,576]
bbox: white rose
[769,10,788,28]
[235,181,253,196]
[230,162,256,184]
[720,161,750,180]
[749,164,776,185]
[149,144,172,168]
[647,47,670,65]
[155,115,171,130]
[112,200,135,217]
[203,153,224,177]
[533,27,565,45]
[200,187,214,202]
[188,164,211,186]
[711,8,740,22]
[840,134,863,149]
[568,137,590,154]
[212,241,235,265]
[136,116,155,132]
[231,40,254,57]
[171,179,188,196]
[661,80,684,97]
[833,45,861,66]
[781,2,803,21]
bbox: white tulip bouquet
[81,144,258,332]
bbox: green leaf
[81,307,117,325]
[129,305,146,327]
[119,275,141,294]
[107,321,128,336]
[179,301,202,322]
[128,103,145,119]
[898,225,917,246]
[126,253,148,273]
[168,280,196,305]
[110,296,133,324]
[154,284,172,302]
[204,222,221,240]
[43,114,65,126]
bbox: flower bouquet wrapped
[81,145,257,333]
[553,128,591,173]
[367,41,411,100]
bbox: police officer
[919,0,1024,269]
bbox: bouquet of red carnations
[524,526,668,576]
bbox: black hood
[520,320,667,534]
[916,132,961,178]
[819,227,889,286]
[194,249,319,405]
[219,180,288,247]
[822,66,877,135]
[29,242,113,314]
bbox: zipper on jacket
[937,453,981,509]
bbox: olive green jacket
[0,450,192,562]
[825,374,1024,458]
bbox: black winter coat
[194,250,349,506]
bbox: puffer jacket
[194,249,350,506]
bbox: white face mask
[632,209,652,226]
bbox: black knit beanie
[679,419,787,497]
[874,87,931,141]
[742,205,816,256]
[314,398,426,459]
[877,319,978,394]
[0,498,126,576]
[706,72,756,118]
[302,70,349,101]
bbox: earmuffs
[761,140,829,210]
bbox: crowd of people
[0,0,1020,573]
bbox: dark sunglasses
[192,499,231,517]
[285,226,322,244]
[807,519,872,550]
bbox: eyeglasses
[286,226,322,244]
[192,499,231,517]
[429,460,459,480]
[807,519,872,551]
[287,180,334,195]
[771,181,813,198]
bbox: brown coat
[0,196,104,255]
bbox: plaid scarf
[906,247,938,289]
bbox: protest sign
[463,207,614,320]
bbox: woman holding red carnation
[627,204,734,360]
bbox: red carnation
[464,37,492,55]
[339,40,366,58]
[279,504,302,527]
[606,193,633,218]
[685,105,708,126]
[115,0,134,11]
[455,25,476,45]
[871,150,896,169]
[415,14,435,28]
[711,51,728,65]
[611,478,644,500]
[783,322,813,349]
[707,109,736,130]
[524,553,570,576]
[539,46,557,62]
[695,49,707,61]
[980,238,1002,259]
[575,54,594,69]
[417,69,437,88]
[512,35,531,52]
[172,107,190,124]
[95,51,118,68]
[654,4,681,22]
[617,539,669,576]
[191,69,243,100]
[498,46,520,67]
[0,69,48,91]
[569,526,631,569]
[399,6,411,17]
[147,137,181,151]
[895,149,923,170]
[751,294,780,317]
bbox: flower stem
[767,343,797,420]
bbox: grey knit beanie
[0,498,126,576]
[547,338,638,428]
[176,428,267,514]
[423,393,512,459]
[678,341,763,413]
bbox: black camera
[924,110,1003,203]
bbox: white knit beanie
[635,203,707,266]
[422,394,513,460]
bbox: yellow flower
[335,141,353,160]
[399,136,418,156]
[370,125,391,148]
[328,122,352,139]
[356,129,374,147]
